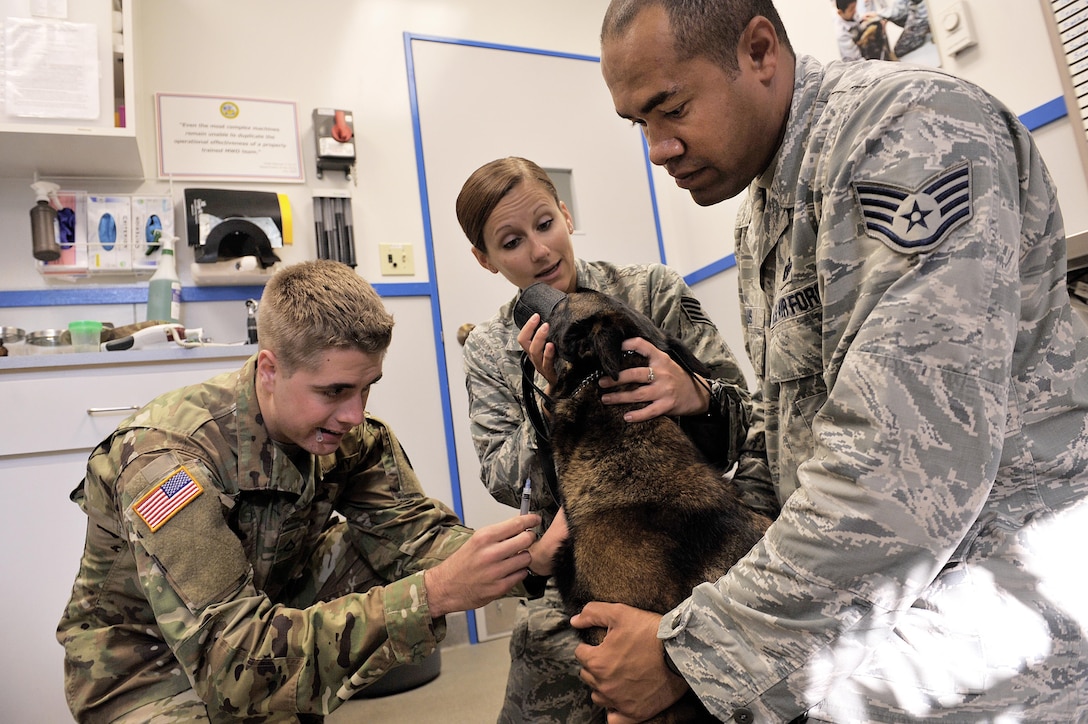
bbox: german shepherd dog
[545,289,771,724]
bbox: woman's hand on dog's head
[517,313,558,388]
[598,337,712,422]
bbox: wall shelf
[0,128,142,179]
[0,0,140,180]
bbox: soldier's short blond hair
[257,259,394,373]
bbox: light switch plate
[379,243,415,275]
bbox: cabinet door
[0,0,139,177]
[0,357,244,458]
[0,355,248,720]
[0,451,90,724]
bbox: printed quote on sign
[156,94,303,181]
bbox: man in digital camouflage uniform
[57,259,541,723]
[569,1,1088,722]
[456,157,754,723]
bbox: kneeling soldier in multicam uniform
[57,259,543,723]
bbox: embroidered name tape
[854,161,972,254]
[134,466,203,532]
[771,281,821,327]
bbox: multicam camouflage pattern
[464,259,751,722]
[57,356,472,723]
[662,55,1088,722]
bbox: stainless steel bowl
[0,326,25,344]
[27,328,71,352]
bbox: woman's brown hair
[455,157,561,253]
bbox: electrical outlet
[379,243,414,275]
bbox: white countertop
[0,343,257,371]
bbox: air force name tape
[134,466,204,532]
[854,161,972,254]
[771,281,820,327]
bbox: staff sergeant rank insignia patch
[134,466,203,532]
[854,161,972,254]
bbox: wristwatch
[663,644,683,677]
[523,570,549,599]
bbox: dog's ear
[593,320,634,380]
[595,293,711,381]
[594,294,662,379]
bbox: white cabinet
[0,451,96,724]
[0,0,141,178]
[0,349,251,723]
[0,352,249,457]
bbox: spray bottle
[146,233,182,323]
[30,181,62,262]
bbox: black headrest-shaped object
[196,218,282,268]
[513,282,567,329]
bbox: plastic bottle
[30,181,61,262]
[146,234,182,323]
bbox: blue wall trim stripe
[405,31,473,644]
[685,254,737,287]
[0,286,149,307]
[1021,96,1067,131]
[641,139,668,265]
[0,282,429,308]
[0,285,266,307]
[404,33,599,63]
[372,282,434,297]
[404,32,463,526]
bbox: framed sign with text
[155,93,304,182]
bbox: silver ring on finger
[646,366,655,384]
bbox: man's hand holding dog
[571,602,690,723]
[598,337,712,422]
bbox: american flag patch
[134,466,203,532]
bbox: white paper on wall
[3,17,99,120]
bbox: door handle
[86,405,141,415]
